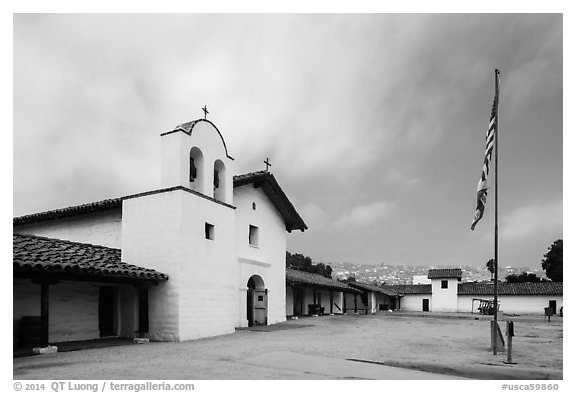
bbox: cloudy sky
[13,14,563,271]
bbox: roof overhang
[13,234,169,285]
[234,172,308,233]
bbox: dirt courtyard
[13,312,563,380]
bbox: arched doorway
[247,275,267,327]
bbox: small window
[441,280,448,289]
[252,202,256,210]
[205,223,214,240]
[249,225,259,247]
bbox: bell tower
[159,117,234,205]
[123,114,237,341]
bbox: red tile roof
[347,281,399,296]
[13,234,168,282]
[428,268,462,279]
[286,268,361,293]
[380,282,562,296]
[381,284,432,295]
[458,282,562,296]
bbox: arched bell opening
[189,147,204,193]
[213,159,226,202]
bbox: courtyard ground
[13,312,563,380]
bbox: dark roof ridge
[160,118,234,160]
[234,172,307,232]
[14,185,235,226]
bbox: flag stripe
[471,97,497,230]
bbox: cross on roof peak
[202,105,209,120]
[264,157,272,172]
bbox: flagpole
[493,68,500,355]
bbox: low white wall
[458,295,564,314]
[400,294,430,311]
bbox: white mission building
[13,118,307,349]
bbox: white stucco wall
[234,185,287,327]
[458,295,564,314]
[14,209,122,248]
[399,294,430,311]
[122,188,237,342]
[431,278,459,312]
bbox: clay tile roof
[171,119,202,134]
[13,197,123,226]
[380,284,432,295]
[458,282,563,296]
[286,268,361,294]
[428,268,462,280]
[347,281,399,296]
[234,172,308,232]
[13,234,168,282]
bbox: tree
[505,272,545,283]
[486,259,495,281]
[286,251,333,278]
[541,239,563,282]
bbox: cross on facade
[264,157,272,172]
[202,105,209,120]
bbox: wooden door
[422,299,430,312]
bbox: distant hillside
[330,262,545,285]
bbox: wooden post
[504,321,516,364]
[293,286,297,316]
[40,282,49,347]
[330,291,334,314]
[354,294,358,313]
[343,293,347,314]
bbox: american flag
[471,97,497,230]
